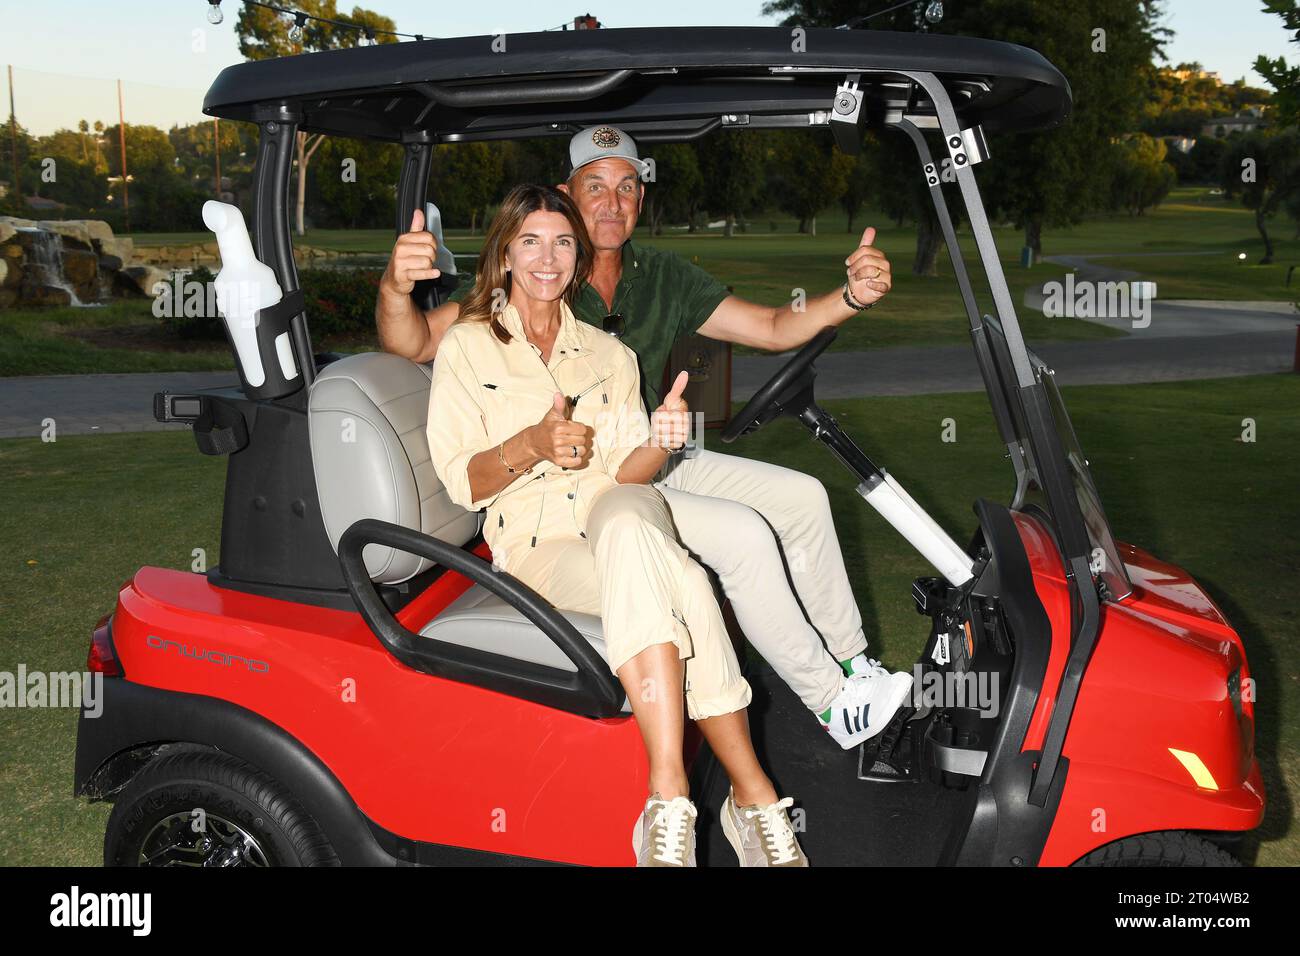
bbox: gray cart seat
[307,351,626,702]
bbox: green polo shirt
[447,239,730,409]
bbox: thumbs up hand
[380,208,441,296]
[651,371,691,451]
[843,225,892,309]
[526,391,592,469]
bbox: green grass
[1,373,1296,865]
[1089,253,1300,304]
[0,299,234,376]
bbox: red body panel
[104,515,1262,867]
[1010,519,1264,865]
[110,557,657,866]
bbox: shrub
[159,266,383,342]
[299,268,384,337]
[158,266,227,341]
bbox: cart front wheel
[1071,830,1241,867]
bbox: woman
[426,184,805,867]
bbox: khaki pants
[512,483,752,721]
[656,449,867,714]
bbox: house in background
[24,195,68,213]
[1202,107,1265,138]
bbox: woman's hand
[380,209,441,296]
[527,392,593,469]
[650,371,691,451]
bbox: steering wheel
[721,326,838,443]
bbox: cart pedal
[856,706,918,783]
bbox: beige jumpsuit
[426,303,750,719]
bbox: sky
[1,0,1295,136]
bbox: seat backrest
[308,351,479,584]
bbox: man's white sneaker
[632,794,698,867]
[844,653,891,679]
[721,790,808,867]
[820,670,914,749]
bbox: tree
[311,136,402,229]
[234,1,398,235]
[838,148,873,234]
[1255,0,1300,126]
[697,132,765,236]
[170,120,254,190]
[762,0,1167,259]
[1220,128,1300,263]
[101,123,174,176]
[32,129,107,211]
[500,137,570,190]
[641,142,703,235]
[1109,133,1176,214]
[429,142,505,233]
[1140,65,1270,137]
[768,130,855,235]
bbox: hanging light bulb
[289,12,307,43]
[206,0,223,25]
[924,0,945,23]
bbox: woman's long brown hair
[458,184,594,343]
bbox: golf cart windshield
[978,315,1132,601]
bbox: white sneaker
[631,794,698,867]
[844,653,891,679]
[821,669,914,749]
[721,790,808,867]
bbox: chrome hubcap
[138,811,270,867]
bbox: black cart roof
[203,26,1071,144]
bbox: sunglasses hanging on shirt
[602,312,626,338]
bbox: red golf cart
[73,26,1262,866]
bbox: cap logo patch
[592,127,621,149]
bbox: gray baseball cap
[568,125,650,180]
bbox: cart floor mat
[692,662,975,866]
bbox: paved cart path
[3,324,1295,437]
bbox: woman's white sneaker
[721,791,808,867]
[632,794,698,867]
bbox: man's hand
[380,209,441,297]
[650,371,691,450]
[844,226,892,308]
[527,392,592,469]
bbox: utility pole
[117,79,129,232]
[213,117,221,198]
[7,65,18,204]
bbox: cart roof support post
[251,104,317,397]
[891,117,1028,503]
[899,71,1102,806]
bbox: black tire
[104,749,339,867]
[1072,830,1240,868]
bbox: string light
[837,0,947,30]
[202,0,438,45]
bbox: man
[376,125,913,748]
